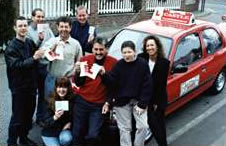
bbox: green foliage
[0,0,16,46]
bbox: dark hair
[56,16,72,27]
[31,8,44,17]
[14,16,26,26]
[93,37,108,48]
[143,35,165,58]
[48,77,73,111]
[76,5,88,15]
[121,41,136,52]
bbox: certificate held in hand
[55,101,69,111]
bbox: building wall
[87,0,200,28]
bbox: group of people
[4,5,170,146]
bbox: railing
[19,0,182,19]
[19,0,90,19]
[146,0,181,11]
[98,0,134,14]
[68,0,90,16]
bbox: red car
[107,9,226,115]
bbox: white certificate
[37,23,50,33]
[89,26,95,36]
[80,62,102,79]
[55,101,69,111]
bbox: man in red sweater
[72,37,117,146]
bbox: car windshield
[108,29,172,59]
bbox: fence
[19,0,182,19]
[19,0,90,19]
[98,0,134,14]
[146,0,181,11]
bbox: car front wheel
[210,71,226,94]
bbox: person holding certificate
[71,5,96,55]
[41,77,74,146]
[72,37,117,146]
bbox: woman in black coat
[138,35,170,146]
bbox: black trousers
[148,107,167,146]
[7,91,36,144]
[36,66,47,120]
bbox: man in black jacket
[4,16,44,146]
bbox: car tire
[210,70,226,94]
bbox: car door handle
[201,65,207,72]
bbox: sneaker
[145,129,153,144]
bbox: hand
[74,61,81,74]
[99,66,106,75]
[38,32,44,41]
[63,122,71,130]
[134,105,145,115]
[88,35,94,43]
[153,104,158,111]
[50,43,58,52]
[53,110,64,120]
[33,49,44,60]
[102,102,110,114]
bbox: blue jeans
[42,130,72,146]
[72,95,103,145]
[44,73,56,99]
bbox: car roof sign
[152,8,195,25]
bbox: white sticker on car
[180,75,200,96]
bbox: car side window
[202,28,222,54]
[173,34,202,67]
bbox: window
[173,34,202,67]
[202,28,222,54]
[108,29,172,59]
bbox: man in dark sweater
[72,37,117,146]
[101,41,153,146]
[4,16,44,146]
[71,5,96,55]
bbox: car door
[167,33,204,105]
[200,28,224,87]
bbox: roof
[126,19,216,38]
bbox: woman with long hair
[138,35,170,146]
[41,77,74,146]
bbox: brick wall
[87,0,200,28]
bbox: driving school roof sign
[152,8,195,25]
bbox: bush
[0,0,16,46]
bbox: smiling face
[32,10,44,25]
[122,47,136,62]
[76,8,88,25]
[92,42,107,60]
[56,86,68,99]
[14,20,28,39]
[146,39,158,58]
[57,22,71,40]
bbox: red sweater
[76,55,117,103]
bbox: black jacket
[4,38,38,93]
[71,21,96,54]
[41,98,74,137]
[102,57,153,109]
[138,53,170,110]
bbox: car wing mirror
[171,64,188,74]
